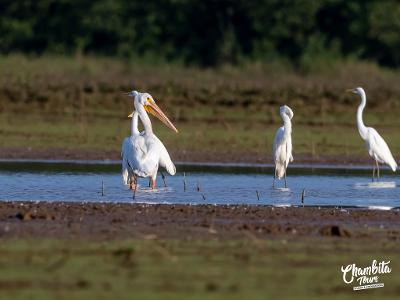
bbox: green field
[0,238,398,300]
[1,55,400,160]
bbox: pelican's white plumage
[272,105,294,187]
[348,87,397,180]
[121,91,178,189]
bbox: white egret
[272,105,294,188]
[121,91,178,190]
[347,87,397,180]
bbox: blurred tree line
[1,0,400,68]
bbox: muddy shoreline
[0,202,399,241]
[0,147,377,165]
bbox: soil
[0,202,399,241]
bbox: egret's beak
[145,100,178,133]
[124,91,136,97]
[128,112,133,118]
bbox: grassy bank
[1,55,400,161]
[0,238,398,300]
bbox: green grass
[1,55,400,159]
[0,238,398,299]
[1,111,400,159]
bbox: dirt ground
[0,202,399,241]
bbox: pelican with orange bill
[121,91,178,190]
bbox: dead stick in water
[102,180,105,196]
[161,172,167,187]
[301,189,305,207]
[196,180,201,192]
[202,194,206,201]
[256,190,260,201]
[183,172,187,192]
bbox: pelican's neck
[131,111,139,136]
[136,103,153,136]
[281,112,292,138]
[357,90,368,140]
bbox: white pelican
[121,90,178,190]
[347,87,397,180]
[272,105,294,188]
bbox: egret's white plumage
[121,91,178,189]
[272,105,294,187]
[349,87,397,180]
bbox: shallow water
[0,161,399,208]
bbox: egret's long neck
[137,105,153,136]
[131,111,139,136]
[281,112,292,138]
[357,91,368,140]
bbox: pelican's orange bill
[145,101,179,133]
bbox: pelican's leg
[129,175,137,190]
[151,174,157,189]
[133,175,138,200]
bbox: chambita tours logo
[341,260,392,291]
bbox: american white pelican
[272,105,294,188]
[121,91,178,190]
[347,87,397,180]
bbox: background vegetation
[2,0,400,68]
[1,1,400,161]
[1,55,400,162]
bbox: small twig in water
[101,180,105,196]
[202,194,206,201]
[301,189,305,207]
[256,190,260,201]
[161,172,167,187]
[183,172,187,192]
[196,180,201,192]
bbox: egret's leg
[148,178,151,188]
[372,164,375,182]
[273,168,276,188]
[284,170,287,188]
[376,160,380,181]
